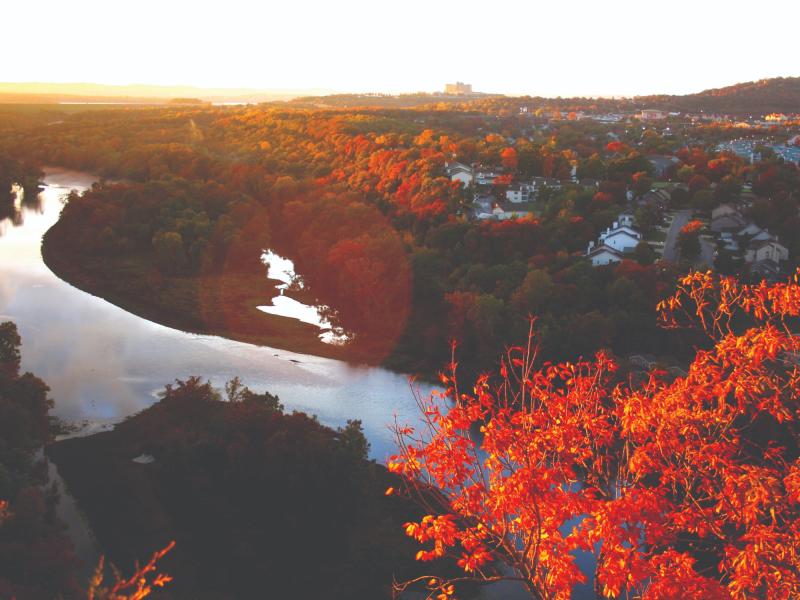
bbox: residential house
[745,239,789,265]
[711,204,747,233]
[599,222,642,253]
[506,183,535,203]
[446,162,474,186]
[586,242,624,266]
[475,170,501,186]
[640,109,667,121]
[532,176,562,190]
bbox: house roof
[446,162,471,173]
[751,239,787,252]
[712,213,747,227]
[738,223,763,236]
[712,204,741,219]
[603,226,641,240]
[586,244,623,258]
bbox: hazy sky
[3,0,798,97]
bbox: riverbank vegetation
[0,317,451,598]
[0,321,81,598]
[47,376,451,599]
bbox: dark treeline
[0,321,81,599]
[638,76,800,115]
[47,377,452,599]
[0,319,454,598]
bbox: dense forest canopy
[2,90,798,378]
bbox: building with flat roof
[445,82,472,95]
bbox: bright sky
[3,0,798,97]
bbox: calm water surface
[1,167,429,460]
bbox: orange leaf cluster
[392,271,800,599]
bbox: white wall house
[640,109,667,120]
[586,242,623,266]
[745,240,789,264]
[446,162,473,186]
[505,183,535,203]
[598,222,642,252]
[475,170,500,186]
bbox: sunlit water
[0,168,431,461]
[257,250,349,344]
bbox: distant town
[440,84,799,281]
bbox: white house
[586,242,624,266]
[640,109,667,121]
[475,170,501,186]
[492,205,533,221]
[745,239,789,265]
[505,183,535,203]
[598,222,642,253]
[446,162,473,186]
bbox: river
[1,167,431,461]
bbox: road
[698,236,716,268]
[662,209,692,262]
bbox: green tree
[152,231,186,275]
[336,419,370,461]
[634,241,657,265]
[511,269,554,315]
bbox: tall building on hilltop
[445,82,472,95]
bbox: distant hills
[0,82,333,105]
[637,77,800,115]
[0,77,798,114]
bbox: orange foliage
[87,541,175,600]
[501,147,519,170]
[605,141,626,154]
[391,272,800,599]
[680,219,703,236]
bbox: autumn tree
[501,147,519,171]
[677,219,703,260]
[390,271,800,599]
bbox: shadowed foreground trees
[390,271,800,599]
[48,376,442,599]
[0,321,82,599]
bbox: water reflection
[258,249,350,345]
[0,167,430,462]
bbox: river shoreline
[41,226,359,363]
